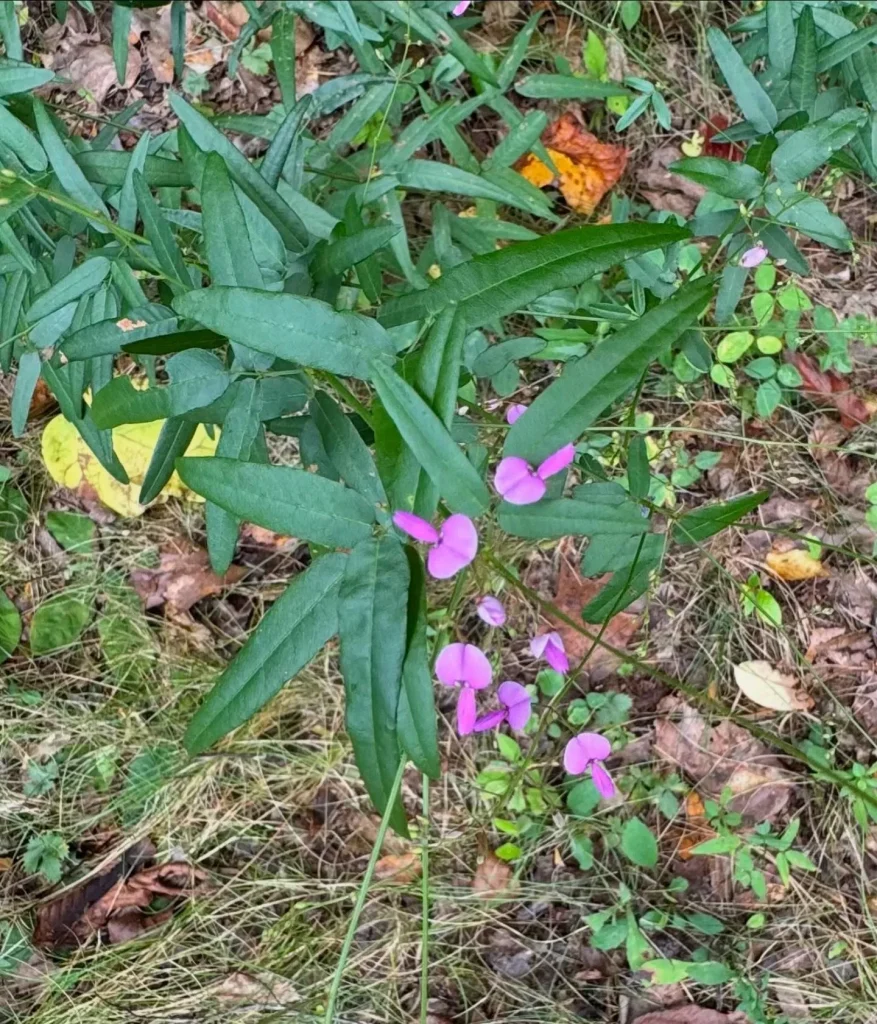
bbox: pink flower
[393,510,477,579]
[740,244,768,268]
[435,642,492,735]
[452,0,472,14]
[476,595,505,627]
[530,631,568,674]
[494,443,576,505]
[474,681,532,733]
[564,732,615,798]
[506,403,527,425]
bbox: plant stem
[324,757,406,1024]
[419,774,430,1024]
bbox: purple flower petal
[476,595,505,627]
[452,0,471,14]
[457,685,477,734]
[564,732,611,774]
[435,642,492,689]
[506,403,527,425]
[591,760,615,798]
[473,708,506,732]
[495,457,546,504]
[498,681,532,731]
[393,510,439,545]
[545,636,569,675]
[740,244,768,268]
[529,633,549,658]
[536,443,576,480]
[427,514,478,579]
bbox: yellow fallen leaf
[733,660,813,712]
[765,548,828,581]
[680,130,705,157]
[42,414,219,517]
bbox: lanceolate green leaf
[33,100,110,222]
[311,391,386,507]
[0,58,53,96]
[707,27,777,134]
[370,361,490,517]
[766,0,795,78]
[260,95,312,190]
[515,74,631,99]
[11,349,40,438]
[498,499,651,540]
[176,458,375,547]
[133,171,191,293]
[397,548,440,779]
[184,553,347,754]
[672,490,769,545]
[139,418,197,506]
[668,157,763,200]
[379,222,690,329]
[0,103,47,171]
[62,304,179,360]
[789,6,817,114]
[26,257,110,323]
[339,535,409,835]
[771,108,866,181]
[173,286,395,380]
[816,23,877,73]
[118,132,150,234]
[75,150,192,188]
[506,277,713,463]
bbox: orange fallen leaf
[374,852,421,885]
[516,113,627,215]
[787,351,872,429]
[472,852,513,897]
[765,547,828,581]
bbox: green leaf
[395,159,550,216]
[715,265,747,324]
[260,95,312,190]
[627,435,649,500]
[120,743,178,828]
[817,23,877,73]
[755,377,782,417]
[581,555,658,623]
[111,3,132,82]
[168,91,308,251]
[0,57,53,96]
[486,109,548,169]
[685,961,732,985]
[313,223,400,279]
[45,510,95,552]
[0,589,21,663]
[139,417,197,505]
[91,350,230,427]
[173,286,395,381]
[771,108,866,181]
[691,834,741,855]
[0,6,22,61]
[379,222,690,329]
[620,0,641,30]
[789,6,817,113]
[621,816,658,867]
[499,498,649,540]
[185,553,346,753]
[30,302,77,350]
[26,257,110,323]
[397,548,440,779]
[75,150,192,187]
[176,458,375,547]
[62,304,179,360]
[34,100,110,222]
[472,336,543,378]
[685,912,724,935]
[567,778,600,817]
[582,531,663,576]
[311,391,385,506]
[766,0,794,78]
[506,276,712,463]
[515,74,630,99]
[707,27,777,134]
[133,170,191,293]
[369,361,490,517]
[716,330,754,363]
[118,132,151,234]
[339,535,409,835]
[0,102,47,171]
[668,156,763,200]
[30,592,91,655]
[672,490,768,545]
[23,832,68,883]
[271,9,297,110]
[11,349,39,438]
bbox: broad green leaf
[311,391,386,506]
[582,531,664,577]
[755,377,782,417]
[716,330,754,363]
[26,257,110,323]
[139,418,197,505]
[771,108,866,181]
[173,286,395,380]
[62,304,179,359]
[30,301,77,349]
[515,74,630,99]
[817,23,877,73]
[185,553,346,753]
[176,458,375,547]
[0,269,26,372]
[506,277,712,463]
[621,817,658,868]
[397,548,440,779]
[765,182,850,250]
[30,592,91,656]
[0,57,53,96]
[789,6,817,113]
[379,222,690,329]
[260,95,312,189]
[766,0,794,78]
[75,150,192,187]
[499,499,650,539]
[133,171,191,293]
[672,490,769,545]
[168,91,308,251]
[34,100,110,222]
[313,224,400,279]
[715,265,747,324]
[0,103,47,171]
[668,156,763,200]
[707,27,777,134]
[91,350,230,427]
[0,589,21,662]
[45,510,95,552]
[369,361,490,517]
[581,554,659,623]
[339,535,409,835]
[187,374,307,425]
[118,131,150,233]
[11,349,39,438]
[205,379,263,573]
[852,48,877,109]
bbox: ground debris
[633,1009,747,1024]
[130,539,246,614]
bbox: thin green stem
[324,757,406,1024]
[419,773,430,1024]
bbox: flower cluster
[393,400,615,801]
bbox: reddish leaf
[786,352,871,429]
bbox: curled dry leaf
[765,546,828,581]
[130,539,246,614]
[374,851,421,885]
[734,660,813,712]
[637,144,706,217]
[516,113,628,215]
[472,852,513,897]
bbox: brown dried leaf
[67,44,141,107]
[130,540,246,613]
[634,1009,747,1024]
[212,971,300,1007]
[787,351,872,429]
[374,852,421,885]
[472,853,512,896]
[637,145,706,217]
[804,626,853,662]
